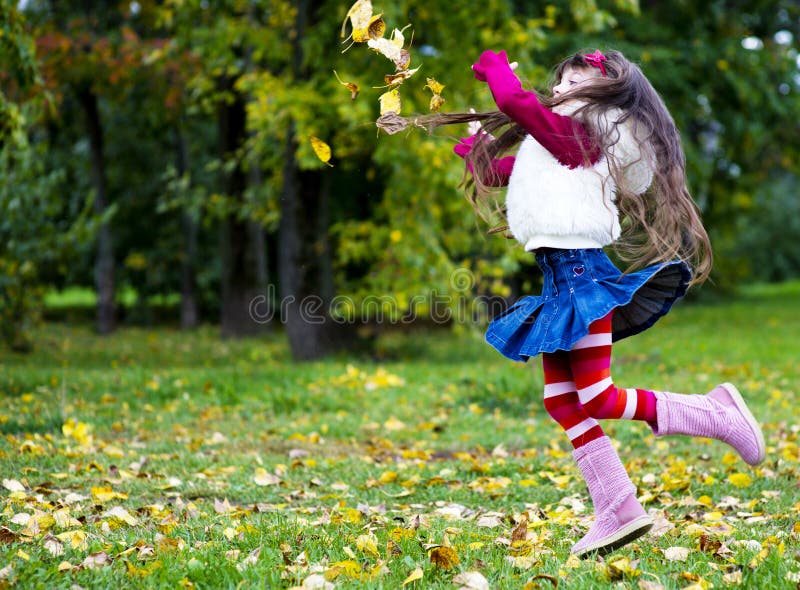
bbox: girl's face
[553,66,600,97]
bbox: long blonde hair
[417,50,712,285]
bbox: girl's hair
[416,49,712,285]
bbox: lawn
[1,282,799,589]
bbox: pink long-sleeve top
[455,51,600,185]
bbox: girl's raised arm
[472,50,599,168]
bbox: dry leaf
[310,136,334,167]
[378,89,401,115]
[356,532,380,558]
[430,546,459,569]
[664,546,691,561]
[383,66,420,86]
[429,94,445,112]
[254,468,281,486]
[453,571,490,590]
[424,77,445,95]
[402,567,423,586]
[353,14,385,43]
[333,70,360,100]
[82,551,111,570]
[341,0,372,39]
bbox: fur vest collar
[506,104,654,251]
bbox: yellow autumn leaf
[430,546,459,569]
[424,77,445,95]
[254,468,281,486]
[57,561,73,572]
[103,506,139,527]
[340,0,372,39]
[402,567,423,586]
[333,70,360,100]
[353,14,385,43]
[91,485,128,503]
[728,472,752,488]
[356,532,380,558]
[429,94,445,112]
[309,136,333,167]
[56,530,88,550]
[326,560,362,581]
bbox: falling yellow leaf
[309,136,333,167]
[429,94,445,112]
[353,14,386,43]
[424,77,445,95]
[728,473,752,488]
[402,567,423,586]
[333,70,360,100]
[367,37,411,70]
[383,66,420,87]
[341,0,372,39]
[379,89,401,115]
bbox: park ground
[0,281,799,589]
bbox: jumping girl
[424,49,766,557]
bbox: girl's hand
[472,50,518,81]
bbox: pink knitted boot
[571,436,653,557]
[649,383,765,466]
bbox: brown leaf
[511,518,528,542]
[0,527,19,545]
[333,70,360,100]
[375,112,408,135]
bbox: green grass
[1,282,799,589]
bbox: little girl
[430,49,766,557]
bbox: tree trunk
[279,127,341,360]
[218,76,264,337]
[277,0,343,360]
[174,125,199,329]
[77,86,115,335]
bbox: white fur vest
[506,105,654,251]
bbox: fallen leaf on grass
[82,551,111,570]
[402,567,423,586]
[453,571,490,590]
[664,546,691,561]
[254,468,281,486]
[430,545,459,569]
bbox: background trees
[3,0,798,356]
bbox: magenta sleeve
[453,136,515,187]
[475,51,599,167]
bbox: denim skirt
[485,248,691,362]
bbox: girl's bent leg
[542,351,604,448]
[570,310,765,466]
[568,311,657,422]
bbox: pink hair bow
[583,50,608,77]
